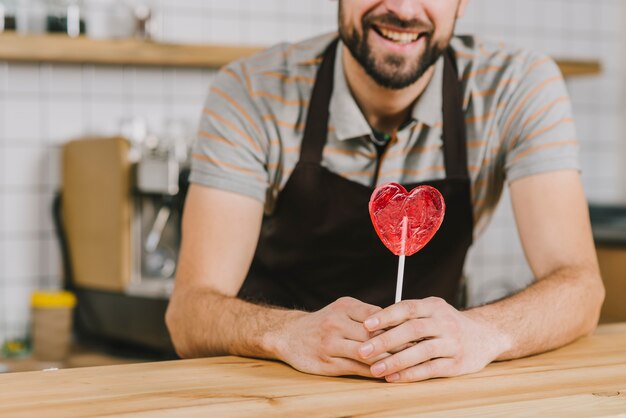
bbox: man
[166,0,604,383]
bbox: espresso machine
[55,122,192,356]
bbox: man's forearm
[165,286,300,359]
[466,265,605,361]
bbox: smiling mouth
[372,25,426,45]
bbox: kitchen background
[0,0,624,347]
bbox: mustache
[364,13,434,34]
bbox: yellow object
[31,291,77,309]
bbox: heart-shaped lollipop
[369,183,445,303]
[369,183,446,256]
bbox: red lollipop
[369,183,446,302]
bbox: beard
[339,8,451,90]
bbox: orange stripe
[472,78,519,97]
[528,56,551,72]
[470,146,502,181]
[473,201,497,222]
[510,140,577,164]
[379,165,445,178]
[241,62,253,96]
[465,105,504,124]
[260,71,316,84]
[298,57,323,66]
[197,130,238,147]
[253,90,309,107]
[337,169,374,177]
[211,86,262,136]
[462,65,503,80]
[464,106,500,124]
[501,75,563,146]
[262,115,305,131]
[261,115,335,133]
[467,140,488,149]
[524,117,574,142]
[461,54,548,82]
[280,42,318,59]
[283,146,300,154]
[471,176,490,194]
[507,96,570,150]
[324,147,376,159]
[203,108,261,153]
[432,103,506,128]
[191,153,266,182]
[221,67,243,84]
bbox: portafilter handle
[144,203,172,253]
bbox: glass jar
[46,0,85,37]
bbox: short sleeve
[190,64,270,203]
[499,54,580,183]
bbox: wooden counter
[1,323,626,417]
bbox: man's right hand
[268,297,383,377]
[169,186,386,377]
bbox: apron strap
[299,39,339,165]
[442,49,470,180]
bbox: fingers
[322,357,374,378]
[363,297,447,332]
[368,338,453,378]
[358,318,439,360]
[326,337,368,361]
[343,319,374,342]
[333,297,382,323]
[384,358,457,383]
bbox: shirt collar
[328,41,445,142]
[329,44,372,141]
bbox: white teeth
[379,27,420,44]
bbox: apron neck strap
[299,38,339,165]
[442,48,470,180]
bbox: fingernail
[359,343,373,357]
[364,317,379,329]
[386,373,400,382]
[371,362,386,375]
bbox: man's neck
[342,44,435,135]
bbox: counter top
[1,323,626,417]
[590,204,626,247]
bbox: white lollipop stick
[395,216,408,303]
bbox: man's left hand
[357,297,511,383]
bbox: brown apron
[238,39,473,311]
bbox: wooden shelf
[0,33,262,68]
[0,33,602,77]
[554,59,602,78]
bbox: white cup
[16,0,47,35]
[85,0,136,39]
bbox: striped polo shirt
[190,33,579,237]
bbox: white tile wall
[0,0,624,343]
